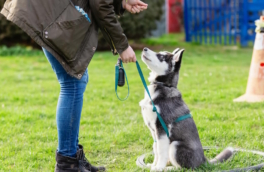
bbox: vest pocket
[43,3,91,62]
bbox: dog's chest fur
[139,85,158,132]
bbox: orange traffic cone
[234,16,264,102]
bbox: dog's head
[141,47,184,75]
[141,47,185,87]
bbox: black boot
[78,145,106,172]
[55,151,91,172]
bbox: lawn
[0,35,264,171]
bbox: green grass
[141,34,181,46]
[0,45,43,56]
[140,33,254,47]
[1,34,264,171]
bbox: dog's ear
[172,48,180,54]
[173,49,185,62]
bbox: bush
[0,0,34,46]
[0,0,164,49]
[119,0,164,39]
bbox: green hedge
[0,0,33,46]
[0,0,164,49]
[119,0,164,39]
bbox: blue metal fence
[184,0,264,46]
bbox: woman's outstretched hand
[120,46,137,63]
[123,0,148,14]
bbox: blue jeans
[43,48,88,157]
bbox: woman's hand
[120,46,137,63]
[123,0,148,14]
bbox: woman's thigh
[42,48,88,84]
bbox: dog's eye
[158,54,164,58]
[157,54,166,62]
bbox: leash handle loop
[136,61,170,137]
[115,60,129,101]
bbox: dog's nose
[143,48,148,52]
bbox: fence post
[184,0,191,42]
[240,0,248,46]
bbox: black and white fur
[139,48,233,171]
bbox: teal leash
[135,61,170,137]
[115,60,192,137]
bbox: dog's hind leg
[151,135,170,171]
[169,141,181,169]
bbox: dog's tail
[209,147,234,164]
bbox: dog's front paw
[147,163,153,167]
[151,166,164,172]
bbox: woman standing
[1,0,148,171]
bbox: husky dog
[139,48,233,171]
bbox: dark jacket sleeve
[114,0,126,16]
[89,0,128,55]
